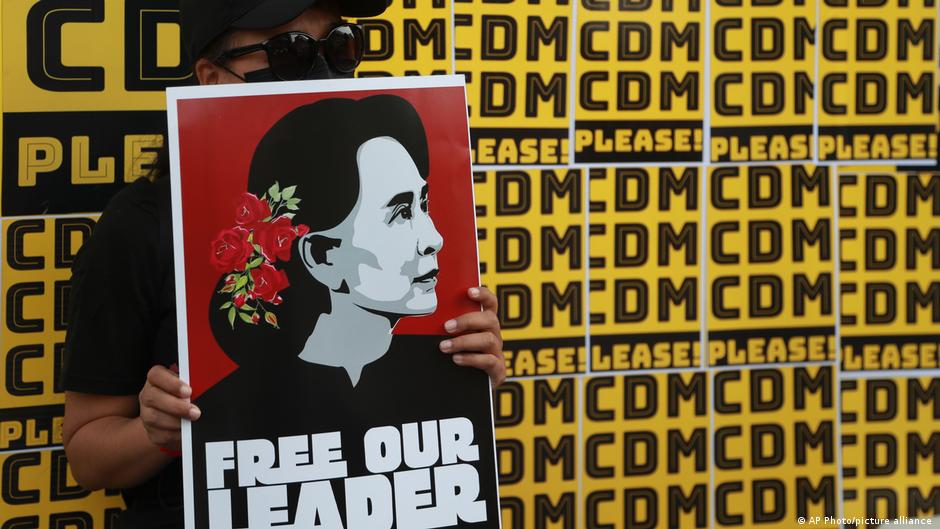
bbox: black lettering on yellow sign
[714,367,838,526]
[585,373,708,421]
[709,166,834,325]
[1,455,91,512]
[457,16,568,117]
[589,276,697,321]
[588,167,701,370]
[839,172,939,364]
[5,218,94,333]
[494,379,578,528]
[504,493,578,529]
[480,169,584,336]
[495,379,577,428]
[583,374,709,527]
[476,169,586,377]
[24,0,191,93]
[7,220,45,271]
[1,450,124,529]
[579,20,699,64]
[1,452,42,505]
[818,7,938,161]
[710,6,815,162]
[841,378,940,521]
[714,478,837,525]
[2,111,165,215]
[4,343,66,402]
[456,1,571,165]
[575,0,703,162]
[358,17,449,76]
[487,169,581,218]
[588,168,698,264]
[6,283,45,334]
[585,486,708,529]
[496,282,583,331]
[6,345,44,397]
[26,0,106,92]
[124,0,193,90]
[820,18,934,64]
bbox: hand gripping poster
[166,76,501,529]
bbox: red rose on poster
[234,193,271,228]
[210,227,253,272]
[250,263,289,302]
[255,216,302,262]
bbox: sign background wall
[1,0,938,527]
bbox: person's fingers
[440,331,502,355]
[468,286,498,313]
[140,385,200,420]
[452,352,505,386]
[146,365,191,399]
[444,310,500,335]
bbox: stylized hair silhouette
[208,95,430,368]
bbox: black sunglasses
[217,23,364,80]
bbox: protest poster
[166,76,501,529]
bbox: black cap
[181,0,390,65]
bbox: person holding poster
[61,1,505,528]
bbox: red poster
[168,76,500,529]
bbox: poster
[166,76,501,529]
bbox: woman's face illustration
[324,136,443,315]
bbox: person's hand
[138,365,201,452]
[439,287,506,387]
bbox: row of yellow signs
[3,371,939,528]
[1,1,937,185]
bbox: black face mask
[238,55,354,83]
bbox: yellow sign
[839,168,940,370]
[574,0,704,163]
[713,365,839,528]
[818,0,938,161]
[589,166,702,371]
[1,217,96,451]
[356,0,453,77]
[456,0,571,165]
[495,377,579,529]
[0,449,126,524]
[707,165,836,367]
[476,169,587,377]
[583,371,710,528]
[710,0,816,162]
[841,376,940,526]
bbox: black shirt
[64,176,184,529]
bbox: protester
[62,1,505,527]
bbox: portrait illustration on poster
[167,76,500,529]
